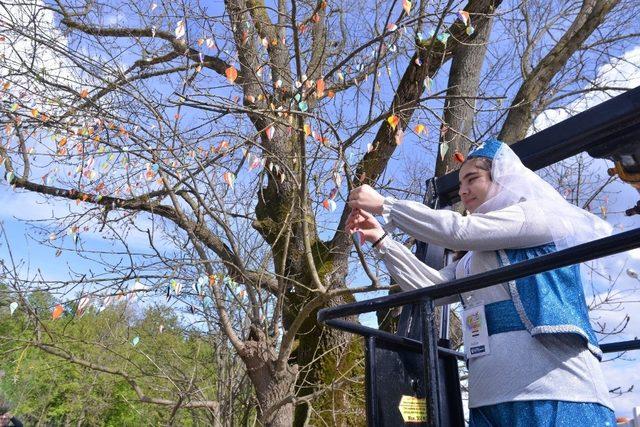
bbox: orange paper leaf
[52,304,64,319]
[80,88,89,98]
[316,78,325,96]
[225,66,238,83]
[387,115,400,130]
[454,150,465,163]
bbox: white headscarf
[471,139,612,251]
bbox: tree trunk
[291,297,364,426]
[498,0,619,143]
[436,12,494,176]
[242,341,298,426]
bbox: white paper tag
[462,304,490,358]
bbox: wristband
[372,232,388,248]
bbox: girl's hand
[348,185,385,215]
[346,208,385,244]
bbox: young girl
[346,138,616,425]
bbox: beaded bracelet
[372,232,388,248]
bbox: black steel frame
[318,87,640,426]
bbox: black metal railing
[318,227,640,426]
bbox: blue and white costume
[375,139,616,426]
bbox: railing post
[421,298,441,426]
[364,336,378,426]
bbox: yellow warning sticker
[398,395,427,423]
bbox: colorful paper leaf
[439,142,449,160]
[266,125,275,140]
[403,0,412,15]
[223,171,235,188]
[52,304,64,319]
[457,10,470,26]
[225,66,238,83]
[387,115,400,130]
[316,78,325,96]
[175,20,186,39]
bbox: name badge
[462,304,490,358]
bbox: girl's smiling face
[458,158,493,213]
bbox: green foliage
[0,292,224,426]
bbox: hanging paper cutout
[225,66,238,83]
[600,205,607,219]
[414,124,426,135]
[175,20,186,39]
[304,123,312,136]
[170,279,183,296]
[322,199,337,212]
[52,304,64,320]
[436,33,450,44]
[132,336,140,346]
[9,302,18,315]
[266,126,275,140]
[328,187,338,200]
[387,23,398,32]
[333,171,342,187]
[394,128,404,145]
[466,26,475,35]
[457,10,470,26]
[150,3,157,11]
[223,171,235,188]
[439,142,449,160]
[440,123,449,138]
[454,150,465,163]
[196,276,207,296]
[424,77,433,93]
[298,101,308,112]
[206,38,216,49]
[316,79,325,96]
[387,115,400,130]
[249,156,263,171]
[77,296,91,316]
[80,89,89,98]
[403,0,412,15]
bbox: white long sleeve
[381,198,553,251]
[374,237,459,305]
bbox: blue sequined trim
[485,300,526,336]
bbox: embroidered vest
[485,243,602,360]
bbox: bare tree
[0,0,638,424]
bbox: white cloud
[628,248,640,261]
[532,46,640,133]
[527,47,640,417]
[594,302,640,418]
[0,1,73,111]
